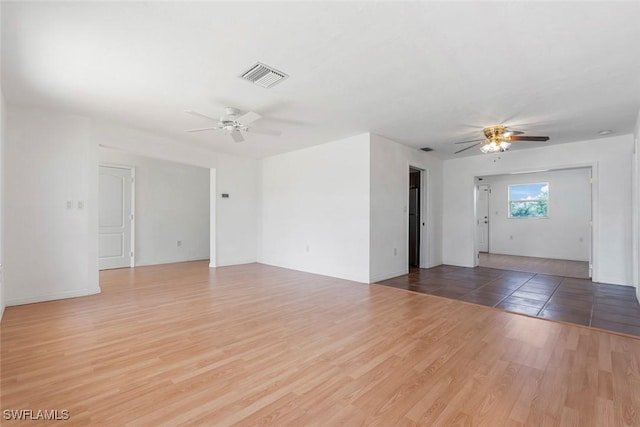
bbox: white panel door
[477,185,490,253]
[99,166,133,270]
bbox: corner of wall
[260,133,371,283]
[4,106,100,306]
[0,0,4,322]
[215,153,260,267]
[368,133,444,281]
[632,109,640,297]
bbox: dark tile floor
[378,265,640,337]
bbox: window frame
[507,182,550,219]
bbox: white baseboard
[369,270,409,283]
[257,261,368,284]
[135,257,210,267]
[593,275,631,287]
[216,258,258,267]
[6,287,101,307]
[442,258,476,268]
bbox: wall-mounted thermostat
[221,193,230,198]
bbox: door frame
[99,163,136,268]
[476,183,490,253]
[407,165,429,269]
[473,164,596,279]
[409,167,421,268]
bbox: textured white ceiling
[2,2,640,159]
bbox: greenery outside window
[508,183,549,218]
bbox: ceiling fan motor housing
[483,125,507,139]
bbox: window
[508,183,549,218]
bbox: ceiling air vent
[420,147,433,152]
[239,62,288,88]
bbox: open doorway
[409,168,421,268]
[474,167,592,279]
[98,147,211,271]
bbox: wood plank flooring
[479,253,590,279]
[2,261,640,426]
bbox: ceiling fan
[454,125,549,154]
[185,107,282,143]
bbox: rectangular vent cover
[240,62,288,88]
[420,147,433,152]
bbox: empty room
[1,2,639,426]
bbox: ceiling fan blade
[236,111,262,125]
[505,130,525,135]
[454,139,484,144]
[185,110,219,122]
[230,130,245,143]
[454,142,482,154]
[509,136,550,142]
[185,127,221,133]
[247,127,282,136]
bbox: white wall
[443,135,634,286]
[369,134,443,282]
[480,168,591,261]
[0,90,5,319]
[260,134,371,283]
[633,110,640,300]
[259,132,443,284]
[99,148,210,266]
[92,121,224,170]
[0,3,5,319]
[4,105,259,306]
[214,153,259,266]
[5,106,100,305]
[92,122,259,268]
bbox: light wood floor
[480,253,590,279]
[2,261,639,426]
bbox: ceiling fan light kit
[479,125,511,153]
[479,139,510,153]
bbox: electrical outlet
[509,235,513,240]
[177,240,182,247]
[77,201,84,210]
[66,201,73,210]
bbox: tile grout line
[470,268,531,308]
[478,270,538,308]
[535,278,563,316]
[381,266,639,336]
[495,272,555,315]
[491,275,519,308]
